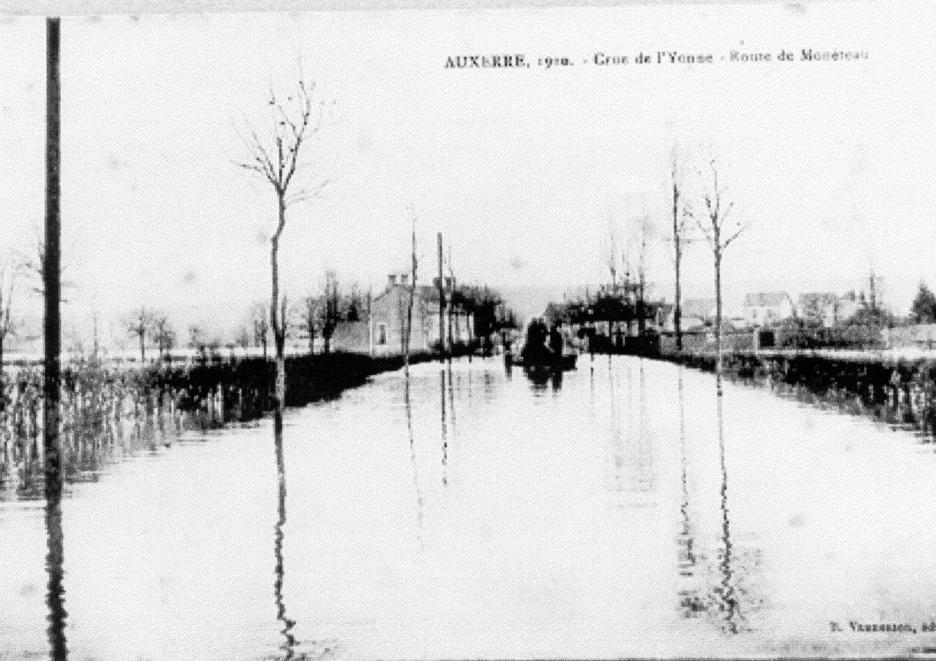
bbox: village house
[363,274,474,355]
[743,292,795,327]
[680,298,718,330]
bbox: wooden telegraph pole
[44,16,62,496]
[437,232,445,360]
[43,18,69,661]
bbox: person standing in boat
[524,318,547,361]
[548,324,563,358]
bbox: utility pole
[437,232,445,360]
[44,19,68,661]
[447,246,454,356]
[671,155,684,351]
[44,16,62,496]
[637,215,648,337]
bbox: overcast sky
[1,2,935,343]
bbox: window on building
[377,324,387,345]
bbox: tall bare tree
[693,159,746,389]
[188,324,205,352]
[323,270,338,354]
[607,227,619,292]
[300,294,320,354]
[126,307,156,363]
[403,217,418,375]
[152,313,176,359]
[249,301,270,360]
[636,214,650,337]
[237,76,329,411]
[669,152,693,351]
[0,261,23,371]
[234,324,252,351]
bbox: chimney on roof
[386,274,397,290]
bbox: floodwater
[3,355,936,659]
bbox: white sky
[1,2,935,343]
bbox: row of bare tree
[670,153,746,390]
[593,151,745,387]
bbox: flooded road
[3,355,936,659]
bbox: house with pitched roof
[743,291,795,327]
[366,273,473,355]
[680,298,717,330]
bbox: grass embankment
[654,346,936,437]
[0,351,438,496]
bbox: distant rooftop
[744,292,792,307]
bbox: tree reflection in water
[44,361,68,661]
[273,412,298,659]
[676,372,756,635]
[442,360,460,485]
[44,473,68,660]
[404,375,424,542]
[439,369,448,486]
[714,377,742,634]
[676,368,703,618]
[447,360,456,432]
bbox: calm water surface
[3,356,936,659]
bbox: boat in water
[507,351,578,372]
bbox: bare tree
[234,324,252,351]
[300,294,321,354]
[126,307,156,363]
[19,230,74,301]
[152,314,176,359]
[403,216,418,374]
[323,270,338,354]
[607,226,619,291]
[447,246,459,351]
[669,152,693,351]
[0,261,23,371]
[636,214,650,337]
[188,324,205,353]
[236,76,329,412]
[692,159,746,389]
[250,301,270,360]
